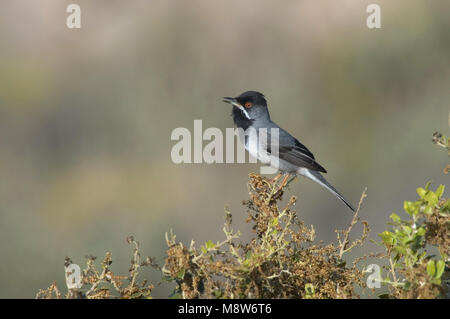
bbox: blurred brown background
[0,0,448,298]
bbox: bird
[222,90,355,212]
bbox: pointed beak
[223,96,251,120]
[222,97,240,107]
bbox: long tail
[298,168,356,212]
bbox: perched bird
[223,91,355,212]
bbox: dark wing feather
[278,145,327,173]
[266,135,327,173]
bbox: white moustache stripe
[237,106,251,120]
[230,101,251,120]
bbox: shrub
[162,173,369,298]
[36,175,448,299]
[378,183,449,298]
[37,125,449,299]
[36,236,158,299]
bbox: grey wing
[266,130,327,173]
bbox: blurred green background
[0,0,448,298]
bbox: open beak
[222,96,251,120]
[222,97,241,107]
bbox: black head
[223,91,270,128]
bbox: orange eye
[244,102,253,108]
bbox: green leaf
[430,277,442,285]
[393,246,407,256]
[405,256,412,268]
[424,206,433,215]
[426,260,436,277]
[176,268,185,279]
[404,281,411,291]
[205,240,216,250]
[401,225,412,235]
[305,283,315,298]
[416,227,426,236]
[424,192,438,206]
[380,231,394,245]
[416,187,426,198]
[441,199,450,213]
[271,217,279,226]
[403,201,418,216]
[436,260,445,279]
[214,290,223,298]
[425,181,432,191]
[435,185,445,199]
[390,213,401,223]
[403,201,413,215]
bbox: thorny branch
[337,188,369,259]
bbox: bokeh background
[0,0,448,298]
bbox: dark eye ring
[244,102,253,108]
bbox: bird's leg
[270,172,283,183]
[285,175,297,187]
